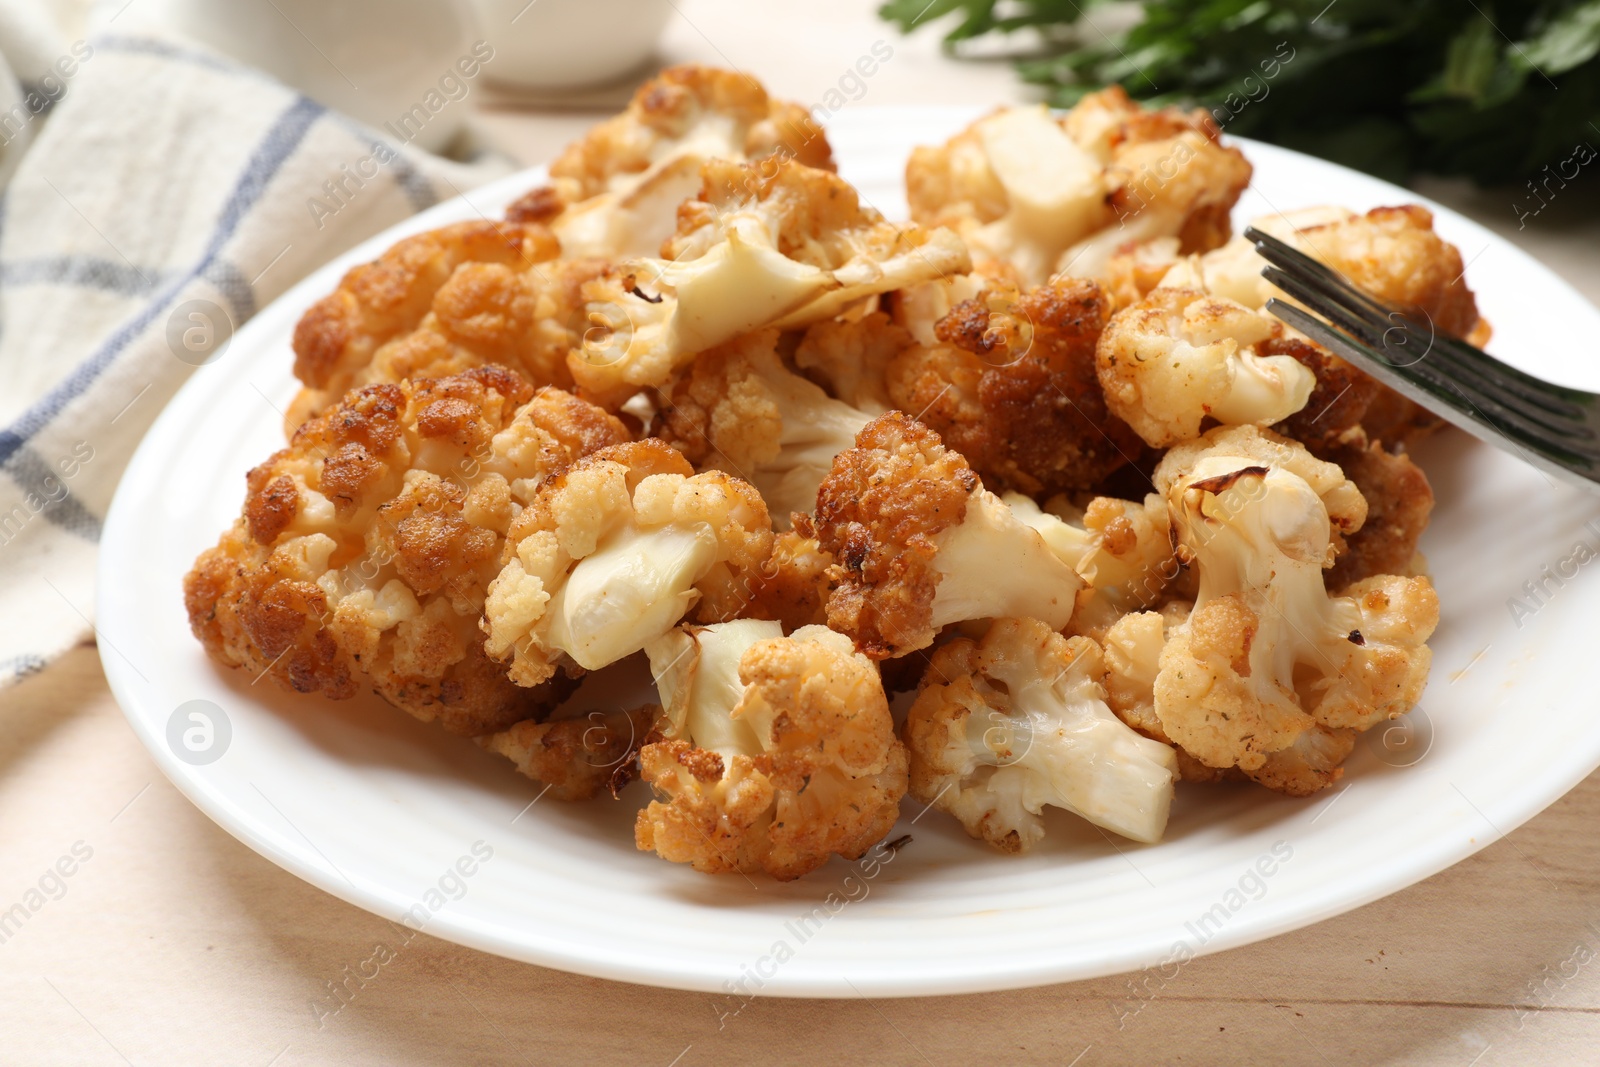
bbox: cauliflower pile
[186,70,1467,878]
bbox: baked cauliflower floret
[636,621,908,880]
[290,221,561,425]
[1154,205,1489,346]
[1149,425,1439,795]
[905,89,1250,284]
[506,64,834,261]
[1097,287,1316,448]
[1108,204,1490,450]
[655,329,873,527]
[743,521,835,631]
[183,368,629,735]
[813,412,1084,659]
[1005,492,1174,638]
[905,618,1178,850]
[570,157,969,406]
[484,440,773,686]
[887,277,1142,495]
[792,310,914,415]
[483,703,659,801]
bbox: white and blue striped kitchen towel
[0,3,512,685]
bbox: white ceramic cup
[148,0,482,153]
[469,0,672,90]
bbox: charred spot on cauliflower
[813,412,1084,659]
[636,621,907,880]
[483,439,774,686]
[184,368,629,735]
[905,618,1178,850]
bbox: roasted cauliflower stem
[483,440,773,686]
[503,64,833,261]
[905,617,1178,850]
[1097,287,1316,449]
[290,221,563,426]
[1004,492,1174,638]
[905,89,1250,284]
[483,703,659,801]
[813,413,1084,659]
[887,277,1143,495]
[654,329,874,527]
[792,311,915,415]
[184,368,629,735]
[1149,425,1439,795]
[636,621,908,880]
[1325,435,1434,590]
[569,157,970,407]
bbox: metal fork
[1243,225,1600,492]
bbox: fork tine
[1260,268,1594,444]
[1265,299,1600,479]
[1245,227,1587,416]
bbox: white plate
[98,106,1600,997]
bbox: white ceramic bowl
[148,0,480,153]
[470,0,672,90]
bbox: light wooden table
[6,2,1600,1064]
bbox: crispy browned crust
[292,221,558,392]
[743,522,834,631]
[185,369,626,735]
[1266,336,1380,454]
[814,413,976,658]
[889,278,1140,495]
[1326,439,1434,590]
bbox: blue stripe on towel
[0,94,325,469]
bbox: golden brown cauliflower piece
[792,311,915,415]
[1325,435,1434,590]
[1096,287,1316,448]
[1147,425,1438,795]
[905,618,1178,851]
[636,621,908,880]
[289,221,563,425]
[569,157,970,407]
[813,413,1084,659]
[1111,204,1491,449]
[506,64,834,261]
[184,368,630,736]
[654,328,876,527]
[483,703,659,801]
[887,277,1143,495]
[483,440,773,687]
[742,520,835,631]
[905,89,1250,284]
